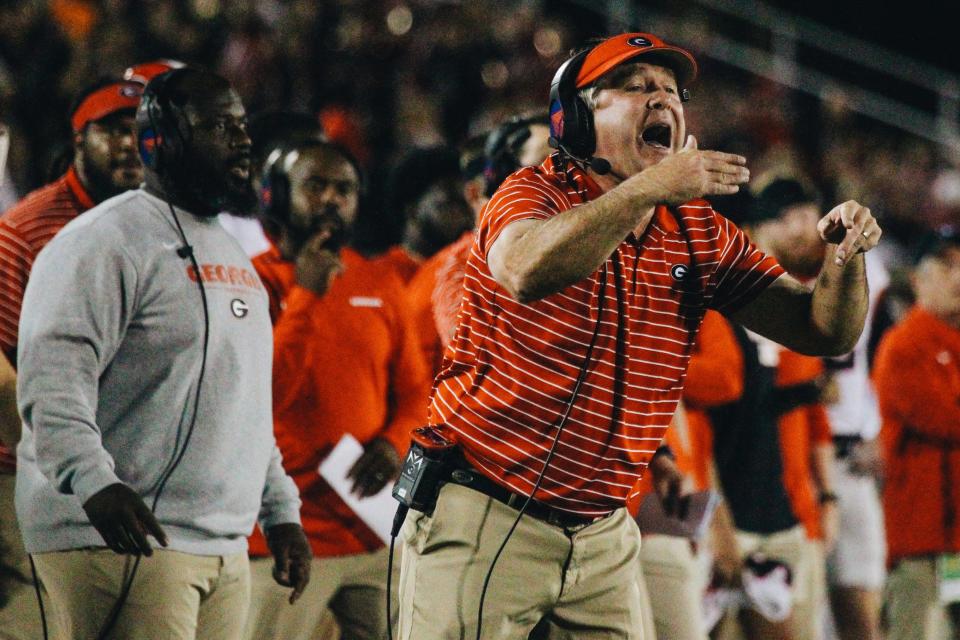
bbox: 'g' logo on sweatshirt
[231,299,249,318]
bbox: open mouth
[229,158,251,180]
[641,123,672,149]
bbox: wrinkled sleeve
[258,444,302,529]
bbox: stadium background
[0,0,955,261]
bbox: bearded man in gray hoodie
[15,68,312,640]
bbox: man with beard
[14,68,310,640]
[243,140,430,640]
[0,75,143,638]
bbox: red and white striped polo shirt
[429,156,784,516]
[0,168,94,471]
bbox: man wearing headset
[0,75,144,638]
[244,139,430,640]
[399,33,881,638]
[14,68,310,640]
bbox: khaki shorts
[399,482,649,639]
[885,556,960,640]
[721,525,815,640]
[828,456,886,590]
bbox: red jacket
[249,246,431,557]
[875,306,960,564]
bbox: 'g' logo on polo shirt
[231,299,249,318]
[670,264,689,281]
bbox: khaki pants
[399,482,648,639]
[640,534,709,640]
[717,525,809,640]
[886,556,959,640]
[0,473,50,640]
[794,539,827,640]
[244,546,396,640]
[32,548,249,640]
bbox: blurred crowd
[2,1,960,640]
[1,0,956,255]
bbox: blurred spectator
[374,145,472,281]
[688,307,833,640]
[0,0,71,191]
[406,114,551,375]
[875,229,960,640]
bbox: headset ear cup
[272,172,289,223]
[572,95,595,158]
[138,127,160,170]
[548,49,592,159]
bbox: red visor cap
[575,33,698,89]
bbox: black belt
[446,465,612,529]
[833,434,863,459]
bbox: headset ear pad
[568,92,595,159]
[136,93,163,170]
[136,69,188,173]
[548,49,595,159]
[258,147,291,227]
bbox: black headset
[259,145,294,225]
[483,113,550,197]
[548,45,692,166]
[136,68,191,174]
[259,139,365,226]
[548,49,596,161]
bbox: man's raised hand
[626,135,750,206]
[816,200,881,267]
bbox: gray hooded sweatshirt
[16,188,301,555]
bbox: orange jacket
[249,246,431,557]
[683,311,829,539]
[875,306,960,564]
[777,350,832,539]
[406,247,450,377]
[252,244,295,324]
[375,245,421,284]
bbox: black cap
[750,178,821,225]
[912,225,960,265]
